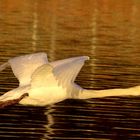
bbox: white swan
[0,52,140,108]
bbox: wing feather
[30,56,89,96]
[30,64,56,88]
[50,56,89,68]
[0,62,9,72]
[8,52,48,86]
[52,56,89,88]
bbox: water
[0,0,140,139]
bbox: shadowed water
[0,0,140,139]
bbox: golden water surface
[0,0,140,139]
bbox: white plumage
[0,52,140,108]
[0,53,88,106]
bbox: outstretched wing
[0,62,9,72]
[31,56,89,89]
[50,56,89,68]
[52,56,89,88]
[8,52,48,86]
[0,86,29,108]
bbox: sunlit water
[0,0,140,139]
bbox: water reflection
[0,0,140,139]
[0,105,47,139]
[32,0,38,50]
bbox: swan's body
[0,52,140,108]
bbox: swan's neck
[77,86,140,99]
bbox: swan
[0,52,140,108]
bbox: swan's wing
[8,52,48,86]
[31,56,89,88]
[0,62,9,72]
[0,86,29,108]
[52,56,89,87]
[50,56,89,68]
[30,64,55,88]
